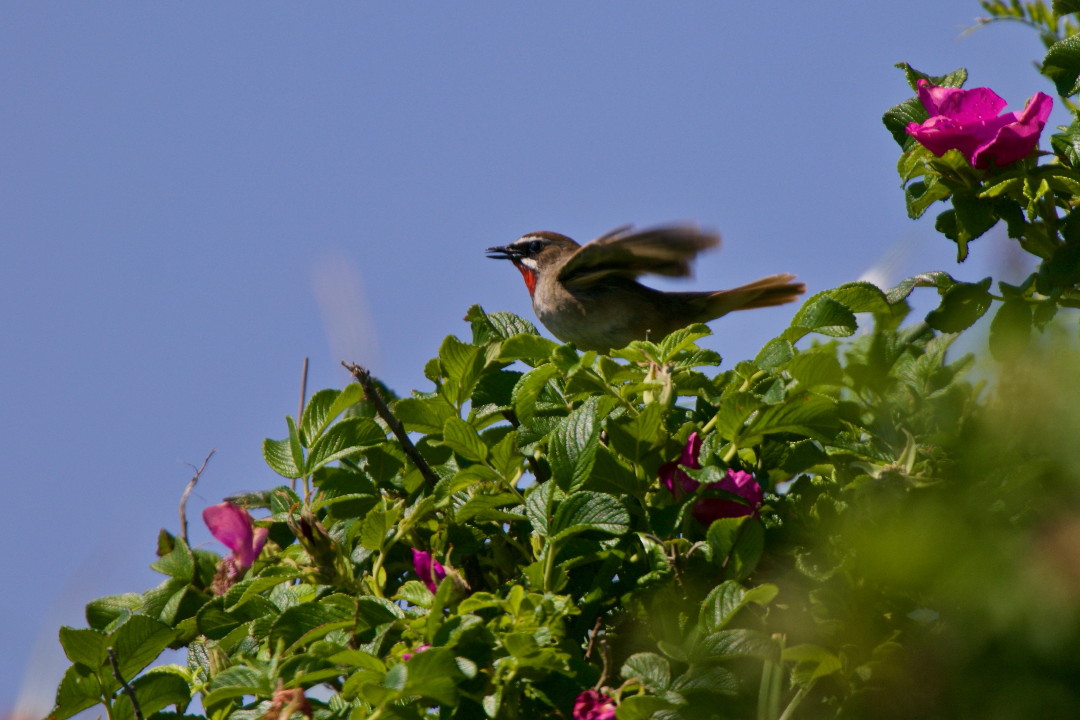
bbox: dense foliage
[47,3,1080,719]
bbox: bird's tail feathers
[693,274,806,318]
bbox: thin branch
[108,647,144,720]
[342,362,439,488]
[179,449,216,545]
[294,357,310,492]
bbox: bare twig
[108,647,144,720]
[294,357,310,492]
[342,362,439,488]
[179,449,216,545]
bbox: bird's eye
[527,240,544,254]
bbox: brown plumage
[486,224,805,352]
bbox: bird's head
[485,232,580,296]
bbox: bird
[486,224,805,352]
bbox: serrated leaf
[440,335,486,407]
[112,670,191,720]
[51,663,103,720]
[605,402,664,464]
[754,337,795,369]
[300,384,364,446]
[512,364,561,424]
[620,652,671,691]
[700,581,778,633]
[548,396,604,491]
[615,694,674,720]
[747,394,838,441]
[783,644,844,684]
[925,278,993,332]
[269,594,355,651]
[398,647,463,706]
[109,615,176,680]
[785,294,858,342]
[307,417,386,472]
[262,436,303,478]
[525,480,558,538]
[1044,33,1080,97]
[706,516,764,580]
[499,333,560,362]
[86,594,142,631]
[886,271,956,304]
[787,352,843,388]
[394,395,458,434]
[551,491,630,541]
[693,628,779,663]
[441,417,489,462]
[59,626,108,669]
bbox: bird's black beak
[485,245,521,261]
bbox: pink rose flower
[905,78,1052,169]
[203,501,269,593]
[572,689,616,720]
[659,433,763,525]
[203,501,269,569]
[412,548,447,593]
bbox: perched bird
[486,224,805,352]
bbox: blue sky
[0,1,1058,713]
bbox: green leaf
[989,299,1033,362]
[307,417,386,472]
[925,278,993,332]
[605,402,664,464]
[270,594,355,651]
[783,644,844,684]
[620,652,671,691]
[354,596,404,631]
[525,480,559,538]
[86,594,142,631]
[616,695,674,720]
[746,394,839,442]
[499,333,560,362]
[59,626,108,669]
[440,335,486,406]
[398,647,463,706]
[512,364,561,424]
[112,669,192,720]
[905,177,953,219]
[548,396,604,491]
[1043,33,1080,97]
[52,663,103,720]
[551,491,630,541]
[700,581,778,633]
[755,338,794,369]
[465,304,540,342]
[693,628,779,663]
[787,352,843,389]
[706,516,765,580]
[394,395,458,434]
[441,417,489,462]
[109,615,176,680]
[263,430,303,479]
[150,534,195,583]
[785,294,857,342]
[300,384,363,446]
[1055,0,1080,15]
[886,271,956,305]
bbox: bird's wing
[557,225,721,288]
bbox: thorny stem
[343,361,439,488]
[108,647,144,720]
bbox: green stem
[777,684,812,720]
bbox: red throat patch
[514,262,537,296]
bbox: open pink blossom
[573,689,616,720]
[691,469,764,525]
[412,548,447,593]
[659,433,763,525]
[203,501,269,569]
[658,432,703,495]
[905,78,1052,169]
